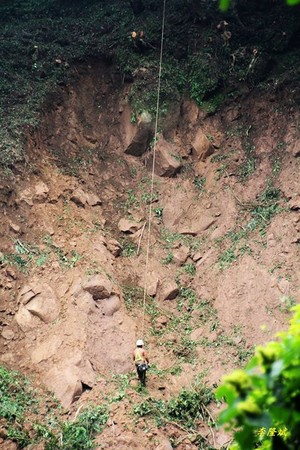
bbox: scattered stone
[33,182,49,202]
[1,328,15,340]
[209,331,218,342]
[9,221,20,233]
[45,224,55,235]
[192,251,202,262]
[158,279,179,301]
[172,245,190,266]
[288,196,300,210]
[291,235,300,244]
[82,274,112,300]
[232,336,243,345]
[17,188,34,206]
[6,267,17,280]
[70,188,88,207]
[152,136,182,177]
[146,273,160,297]
[106,239,122,257]
[19,284,41,303]
[118,217,143,234]
[191,128,214,161]
[289,139,300,157]
[86,192,102,206]
[156,316,169,329]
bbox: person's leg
[141,368,146,386]
[137,366,143,384]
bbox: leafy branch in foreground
[219,0,300,11]
[216,304,300,449]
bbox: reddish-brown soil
[0,60,299,449]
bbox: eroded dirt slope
[1,59,300,449]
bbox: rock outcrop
[152,136,182,177]
[191,128,214,160]
[15,282,60,332]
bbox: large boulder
[124,111,153,156]
[125,124,153,156]
[151,136,182,177]
[106,239,122,257]
[15,282,60,331]
[158,279,179,301]
[82,274,112,300]
[31,335,63,364]
[118,217,143,234]
[172,245,190,266]
[70,188,87,206]
[17,182,49,206]
[191,129,214,160]
[44,352,96,408]
[70,188,101,207]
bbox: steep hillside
[0,1,300,449]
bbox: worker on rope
[133,339,149,386]
[131,31,155,52]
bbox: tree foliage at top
[219,0,300,11]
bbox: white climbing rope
[141,0,167,338]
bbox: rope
[141,0,167,338]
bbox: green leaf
[219,0,231,11]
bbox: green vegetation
[161,228,204,253]
[133,381,215,429]
[122,285,145,311]
[279,295,296,313]
[220,0,300,11]
[1,0,298,169]
[120,239,137,257]
[0,236,81,272]
[193,176,206,191]
[217,182,282,269]
[217,304,300,449]
[0,366,108,449]
[162,251,174,264]
[183,262,196,276]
